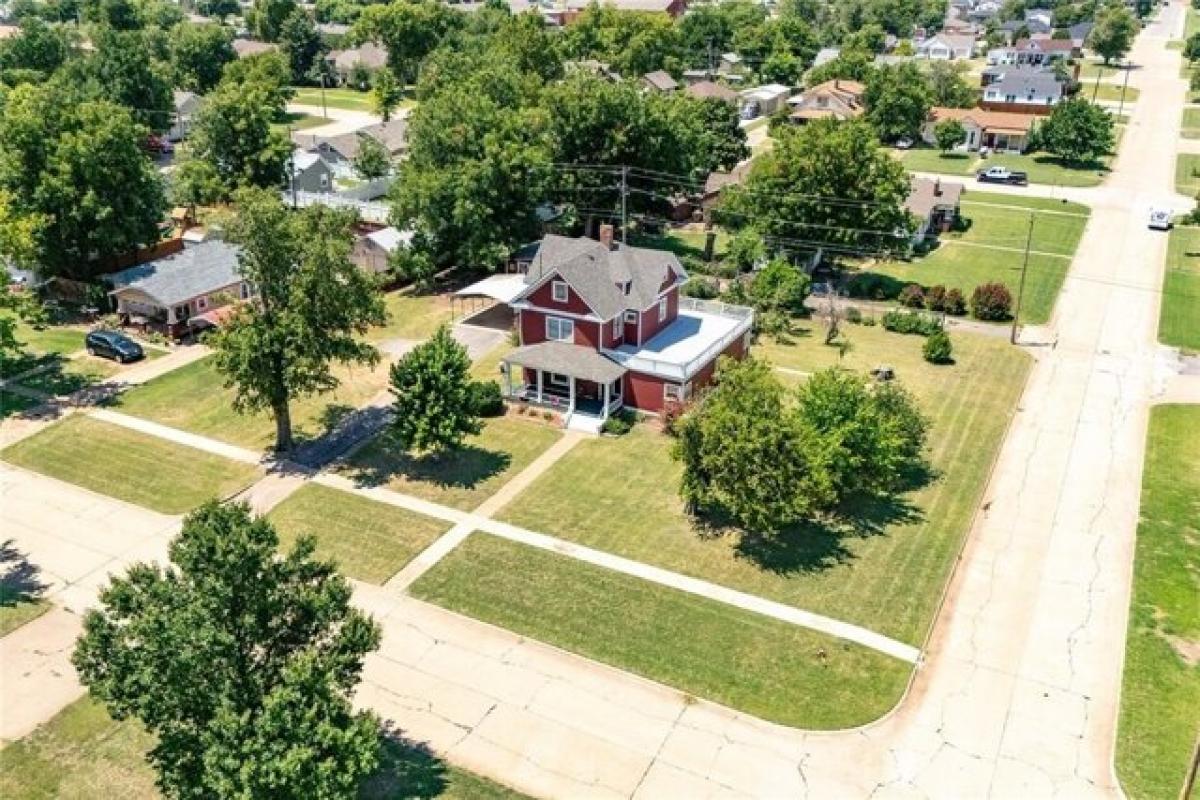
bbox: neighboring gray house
[106,240,250,336]
[981,67,1064,110]
[170,90,202,142]
[295,119,408,178]
[328,42,388,82]
[288,149,333,193]
[351,226,412,274]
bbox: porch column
[602,381,610,420]
[536,370,543,403]
[568,377,576,412]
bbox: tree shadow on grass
[0,539,48,608]
[359,725,449,800]
[346,436,512,491]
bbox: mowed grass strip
[0,696,526,800]
[367,291,454,343]
[980,152,1108,188]
[501,325,1030,645]
[948,197,1089,256]
[1160,226,1200,352]
[113,355,390,452]
[1182,107,1200,138]
[268,484,450,584]
[1115,405,1200,800]
[343,416,561,512]
[412,533,912,729]
[0,597,50,638]
[1175,153,1200,196]
[0,416,261,514]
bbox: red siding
[526,275,594,316]
[519,309,599,349]
[623,329,749,413]
[623,311,640,346]
[600,316,623,348]
[638,287,679,344]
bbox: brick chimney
[598,223,615,250]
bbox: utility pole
[1117,59,1131,118]
[620,165,628,243]
[1091,65,1102,102]
[288,126,298,210]
[1010,212,1035,345]
[320,70,329,121]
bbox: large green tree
[1089,1,1139,64]
[0,17,71,81]
[562,2,682,77]
[0,85,165,279]
[246,0,298,42]
[925,60,978,108]
[188,77,292,194]
[1035,98,1115,164]
[718,118,913,257]
[73,501,382,799]
[387,325,481,454]
[864,61,932,142]
[88,27,174,131]
[278,8,326,83]
[210,189,385,452]
[351,0,463,83]
[169,22,235,93]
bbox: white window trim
[551,280,569,303]
[623,310,638,324]
[545,316,574,342]
[657,297,668,322]
[548,372,570,387]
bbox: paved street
[0,5,1193,797]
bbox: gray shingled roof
[989,72,1063,99]
[643,70,678,91]
[106,241,242,307]
[506,341,627,383]
[518,234,686,320]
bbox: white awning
[454,274,527,305]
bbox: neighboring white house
[981,71,1064,110]
[739,84,791,117]
[170,91,202,142]
[986,46,1019,65]
[916,33,977,60]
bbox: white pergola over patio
[502,341,627,419]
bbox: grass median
[412,532,912,729]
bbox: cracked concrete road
[0,6,1189,797]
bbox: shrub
[662,399,688,436]
[925,284,948,312]
[970,282,1013,321]
[923,329,954,363]
[681,277,720,299]
[898,283,926,309]
[467,380,505,417]
[944,287,967,315]
[844,306,863,324]
[881,309,943,336]
[541,410,554,421]
[600,408,637,435]
[847,272,898,300]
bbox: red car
[143,134,175,155]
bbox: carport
[451,274,525,329]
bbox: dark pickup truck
[976,166,1028,186]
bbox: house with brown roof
[905,178,964,243]
[684,80,739,103]
[642,70,679,92]
[231,39,277,58]
[787,79,866,123]
[922,107,1038,153]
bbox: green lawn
[1076,59,1127,80]
[469,340,515,385]
[980,151,1109,188]
[1115,405,1200,800]
[950,195,1088,256]
[291,86,376,111]
[12,320,86,357]
[1182,108,1200,139]
[413,533,912,729]
[0,416,261,514]
[268,484,450,584]
[897,146,979,176]
[0,696,526,800]
[367,291,455,343]
[1160,226,1200,352]
[342,417,561,511]
[630,229,730,262]
[113,355,390,452]
[1175,153,1200,195]
[275,110,331,131]
[500,325,1031,646]
[1086,83,1140,104]
[0,596,50,638]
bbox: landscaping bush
[923,329,954,364]
[467,379,505,417]
[925,284,948,312]
[970,282,1014,321]
[881,309,943,336]
[844,306,863,324]
[944,287,967,315]
[847,272,899,300]
[898,283,926,309]
[681,277,720,299]
[600,408,638,435]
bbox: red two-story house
[498,226,754,430]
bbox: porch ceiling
[505,341,626,384]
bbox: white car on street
[1148,208,1172,231]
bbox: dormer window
[551,280,568,303]
[619,280,631,296]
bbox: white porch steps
[564,412,604,435]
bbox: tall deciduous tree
[864,61,932,142]
[210,189,385,451]
[73,501,382,799]
[353,133,391,179]
[88,27,175,131]
[169,22,236,93]
[0,85,165,279]
[246,0,298,42]
[221,50,295,111]
[1035,97,1115,164]
[925,60,978,108]
[278,7,326,83]
[351,0,463,83]
[188,78,292,193]
[1089,1,1139,64]
[934,118,967,152]
[370,65,403,121]
[0,17,70,80]
[387,324,481,454]
[718,118,913,256]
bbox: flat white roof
[607,303,752,380]
[455,273,527,304]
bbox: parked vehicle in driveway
[85,330,144,363]
[976,166,1028,185]
[143,134,175,155]
[1148,208,1172,231]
